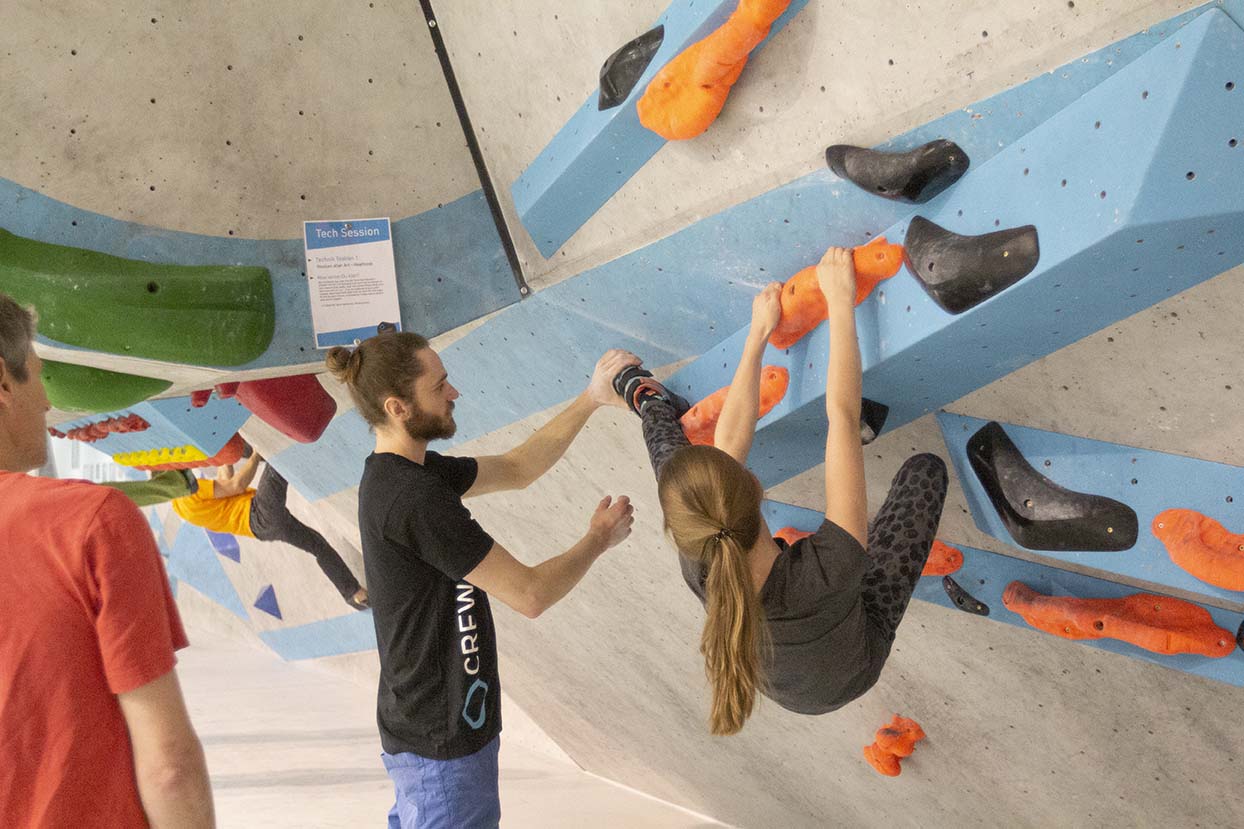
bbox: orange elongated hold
[768,237,906,350]
[679,365,789,446]
[1001,581,1235,658]
[921,540,964,576]
[774,526,813,545]
[863,743,902,777]
[637,0,793,140]
[1152,509,1244,591]
[874,714,926,758]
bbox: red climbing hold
[189,389,213,408]
[236,374,337,444]
[214,382,240,399]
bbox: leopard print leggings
[640,399,947,644]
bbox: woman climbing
[614,246,948,735]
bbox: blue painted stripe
[512,0,811,256]
[1,184,517,371]
[764,499,1244,687]
[939,412,1244,606]
[259,608,378,660]
[276,1,1223,506]
[165,523,249,620]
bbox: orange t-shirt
[0,472,188,828]
[170,478,256,537]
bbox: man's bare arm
[467,350,638,497]
[118,670,215,829]
[212,454,261,499]
[463,496,634,617]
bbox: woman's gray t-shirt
[679,518,889,715]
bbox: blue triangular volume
[254,584,282,619]
[206,530,241,562]
[166,525,249,620]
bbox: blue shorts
[381,737,500,829]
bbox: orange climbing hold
[768,238,906,350]
[679,365,789,446]
[921,540,964,576]
[637,0,793,140]
[863,714,926,777]
[774,526,813,545]
[1001,581,1235,658]
[1152,509,1244,591]
[863,743,902,777]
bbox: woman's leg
[859,453,948,643]
[249,466,362,600]
[639,398,692,480]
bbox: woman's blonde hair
[658,445,768,735]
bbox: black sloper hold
[598,26,666,110]
[967,421,1138,552]
[825,139,970,204]
[1236,619,1243,653]
[903,216,1040,314]
[942,575,990,616]
[860,397,889,445]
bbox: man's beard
[403,403,456,442]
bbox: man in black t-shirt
[329,332,637,829]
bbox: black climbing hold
[966,421,1138,552]
[860,397,889,445]
[825,139,970,204]
[903,216,1040,314]
[598,26,665,110]
[1236,619,1243,653]
[942,575,990,616]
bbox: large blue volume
[667,8,1244,491]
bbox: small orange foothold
[1152,508,1244,591]
[680,365,789,446]
[922,540,964,576]
[863,743,902,777]
[774,526,813,545]
[863,714,926,777]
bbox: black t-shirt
[359,451,500,759]
[680,518,888,715]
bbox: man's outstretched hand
[587,495,635,551]
[586,348,642,409]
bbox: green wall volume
[0,228,274,366]
[41,360,173,413]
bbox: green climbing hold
[0,228,274,366]
[42,360,173,413]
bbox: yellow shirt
[170,479,256,538]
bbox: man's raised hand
[586,348,642,409]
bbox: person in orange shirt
[0,293,215,828]
[172,451,369,610]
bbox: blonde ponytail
[658,445,769,736]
